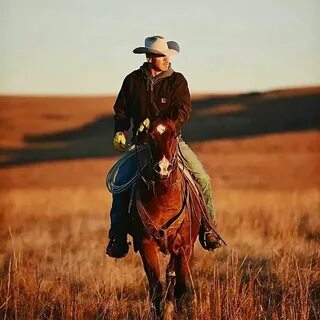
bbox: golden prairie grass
[0,94,319,319]
[1,187,319,319]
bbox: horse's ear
[158,118,175,132]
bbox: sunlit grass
[1,188,319,319]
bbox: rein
[135,175,189,253]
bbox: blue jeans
[109,192,130,239]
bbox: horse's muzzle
[153,162,173,179]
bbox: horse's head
[148,119,178,179]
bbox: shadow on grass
[1,89,319,168]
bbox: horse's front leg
[163,255,175,320]
[139,239,163,319]
[174,247,195,316]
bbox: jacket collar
[140,62,174,84]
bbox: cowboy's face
[147,54,170,72]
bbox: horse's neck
[138,168,185,227]
[144,169,183,204]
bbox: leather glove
[138,118,150,132]
[113,131,126,152]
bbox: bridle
[151,137,179,179]
[134,124,183,187]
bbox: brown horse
[129,119,205,319]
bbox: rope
[106,145,149,194]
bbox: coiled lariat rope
[106,122,153,194]
[106,145,150,194]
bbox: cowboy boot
[106,235,129,258]
[199,222,224,251]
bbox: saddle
[106,146,214,253]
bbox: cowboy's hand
[113,131,126,152]
[138,118,150,132]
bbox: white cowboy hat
[133,36,180,56]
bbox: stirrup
[199,229,223,251]
[204,231,222,251]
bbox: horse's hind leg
[139,240,162,319]
[164,255,175,320]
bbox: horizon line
[0,84,320,98]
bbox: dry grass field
[0,89,319,319]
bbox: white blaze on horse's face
[156,124,166,135]
[158,155,171,177]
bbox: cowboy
[106,36,223,258]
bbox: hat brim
[133,41,180,56]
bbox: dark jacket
[113,62,191,137]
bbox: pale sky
[1,0,319,95]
